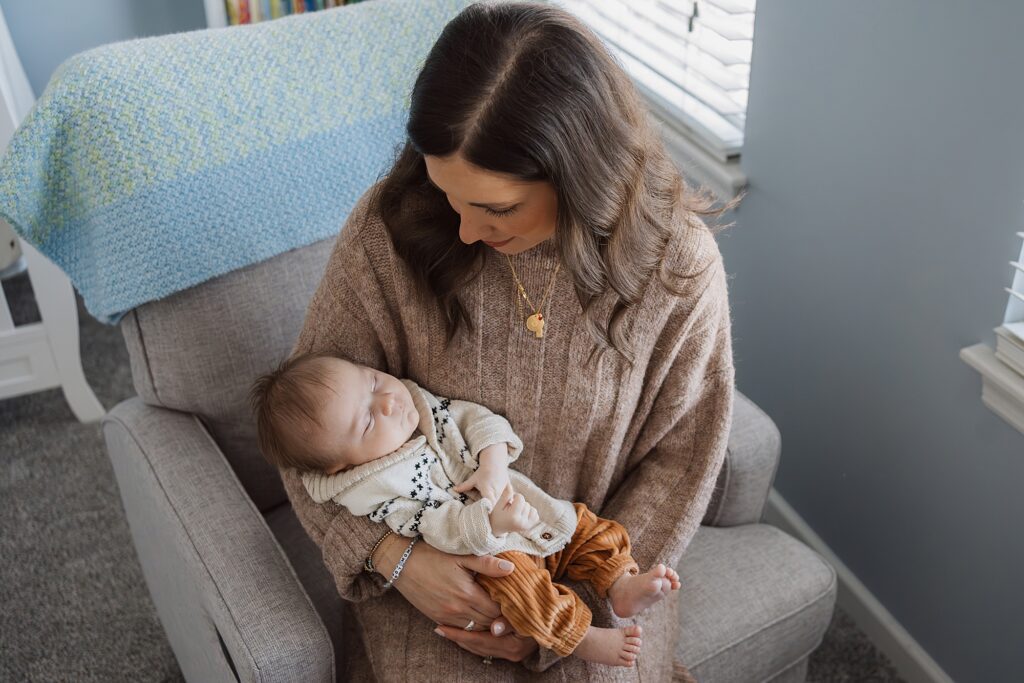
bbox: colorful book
[239,0,251,24]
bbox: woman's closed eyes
[485,206,518,218]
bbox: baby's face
[314,358,419,474]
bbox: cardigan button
[541,532,552,540]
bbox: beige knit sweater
[281,183,735,682]
[301,379,579,557]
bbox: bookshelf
[204,1,367,28]
[204,0,229,28]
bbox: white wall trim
[764,488,955,683]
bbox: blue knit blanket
[0,0,472,324]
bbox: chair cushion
[267,506,835,683]
[678,524,837,682]
[121,237,335,511]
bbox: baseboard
[763,489,955,683]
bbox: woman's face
[423,153,558,254]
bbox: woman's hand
[373,534,515,633]
[434,623,540,663]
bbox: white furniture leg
[23,241,104,421]
[0,8,104,423]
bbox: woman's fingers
[491,617,509,636]
[434,625,538,662]
[459,553,515,578]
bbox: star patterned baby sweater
[301,379,579,557]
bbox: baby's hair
[249,351,347,472]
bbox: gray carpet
[0,271,906,682]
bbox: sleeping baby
[249,352,681,668]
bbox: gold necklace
[504,253,561,339]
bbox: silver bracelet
[383,536,419,589]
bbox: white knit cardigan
[302,379,578,557]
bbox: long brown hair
[368,0,737,362]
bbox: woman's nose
[459,217,490,245]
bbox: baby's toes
[624,642,642,654]
[649,563,668,578]
[620,651,638,666]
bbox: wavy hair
[367,0,739,362]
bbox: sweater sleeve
[447,399,524,469]
[601,244,735,573]
[278,188,394,603]
[414,497,507,556]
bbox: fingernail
[492,622,505,635]
[434,627,445,638]
[498,560,514,570]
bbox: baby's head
[249,353,419,475]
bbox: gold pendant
[526,313,545,338]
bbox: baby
[250,352,681,668]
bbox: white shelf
[960,342,1024,435]
[204,0,228,28]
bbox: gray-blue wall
[723,2,1024,681]
[1,0,205,97]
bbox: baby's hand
[452,463,511,505]
[488,489,540,536]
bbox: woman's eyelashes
[485,206,518,218]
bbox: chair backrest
[121,237,333,512]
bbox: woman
[280,2,736,680]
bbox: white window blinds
[551,0,756,161]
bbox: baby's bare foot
[608,564,680,618]
[574,624,643,667]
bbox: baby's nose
[381,395,396,417]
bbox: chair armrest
[701,389,782,527]
[102,397,333,683]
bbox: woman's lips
[483,237,513,248]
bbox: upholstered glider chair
[103,235,837,682]
[0,0,836,680]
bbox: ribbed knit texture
[280,183,735,681]
[300,378,579,558]
[477,503,641,658]
[0,0,474,324]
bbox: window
[551,0,757,163]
